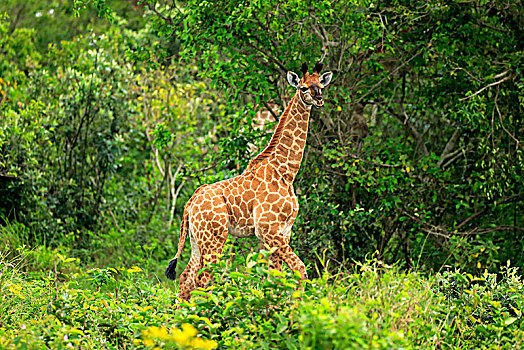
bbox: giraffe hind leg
[192,203,229,290]
[178,232,202,301]
[194,223,228,288]
[195,238,227,289]
[178,255,201,301]
[180,189,229,299]
[179,216,228,299]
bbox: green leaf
[191,290,208,298]
[276,322,288,334]
[504,317,517,326]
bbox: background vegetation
[0,0,522,348]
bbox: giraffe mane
[246,95,297,170]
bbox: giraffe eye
[300,87,309,93]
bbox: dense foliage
[1,246,523,349]
[154,0,524,272]
[0,0,523,348]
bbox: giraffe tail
[165,201,190,280]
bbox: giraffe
[165,62,333,301]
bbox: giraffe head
[287,62,333,107]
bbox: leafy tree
[135,0,523,272]
[2,0,522,273]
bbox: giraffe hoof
[165,258,178,280]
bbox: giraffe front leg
[257,229,306,279]
[268,248,284,271]
[255,219,288,272]
[278,245,308,280]
[254,205,305,279]
[259,241,284,271]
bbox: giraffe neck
[246,93,312,183]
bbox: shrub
[1,248,523,349]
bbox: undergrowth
[0,240,523,349]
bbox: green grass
[0,243,523,349]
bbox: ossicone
[301,62,308,76]
[313,62,323,73]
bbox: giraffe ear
[287,71,300,88]
[319,71,333,87]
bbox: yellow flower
[147,326,170,340]
[171,327,190,347]
[0,336,11,347]
[142,323,217,349]
[191,337,218,350]
[143,338,154,347]
[127,266,143,273]
[182,323,198,338]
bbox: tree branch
[261,100,279,121]
[438,129,461,168]
[476,19,509,33]
[459,73,511,101]
[356,48,424,104]
[168,162,184,227]
[454,193,523,231]
[145,0,174,25]
[494,87,521,149]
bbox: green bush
[1,244,522,349]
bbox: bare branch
[401,210,451,238]
[401,191,523,239]
[476,19,509,33]
[465,226,524,236]
[318,46,328,64]
[452,67,483,82]
[438,129,461,168]
[356,48,424,104]
[239,35,288,73]
[494,88,521,149]
[440,148,465,169]
[145,0,174,25]
[454,193,523,231]
[459,73,511,101]
[168,162,184,227]
[261,100,279,121]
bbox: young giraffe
[165,62,333,301]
